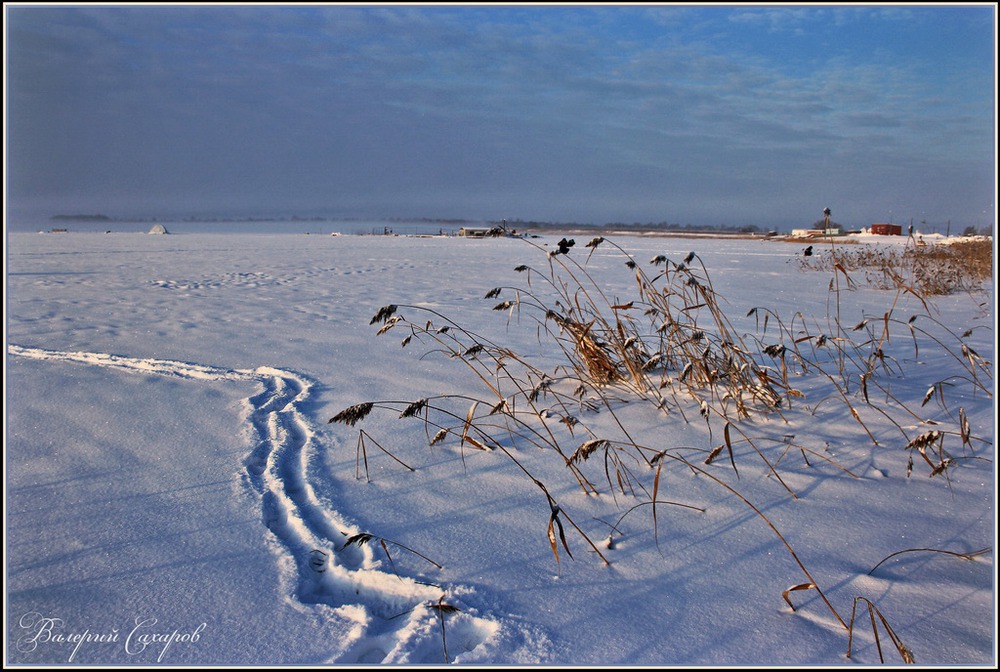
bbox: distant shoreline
[520,226,775,240]
[44,213,774,236]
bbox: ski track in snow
[8,344,505,664]
[147,260,435,293]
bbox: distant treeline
[494,219,766,234]
[49,214,483,224]
[51,214,112,221]
[48,213,765,234]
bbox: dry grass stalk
[318,231,987,661]
[782,581,817,611]
[340,531,443,570]
[867,546,992,575]
[429,597,461,663]
[561,318,621,385]
[847,596,915,663]
[801,238,992,297]
[354,429,414,481]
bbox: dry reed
[322,232,992,662]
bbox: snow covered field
[5,228,995,666]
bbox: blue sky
[4,3,996,230]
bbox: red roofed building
[871,223,902,236]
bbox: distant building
[458,226,510,238]
[870,223,902,236]
[791,228,844,238]
[458,227,491,237]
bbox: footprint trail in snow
[8,344,515,664]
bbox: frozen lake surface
[6,229,995,665]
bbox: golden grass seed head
[329,402,375,426]
[399,398,428,418]
[370,304,398,325]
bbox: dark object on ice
[556,238,576,255]
[803,245,813,257]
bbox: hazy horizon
[6,205,984,234]
[5,4,997,232]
